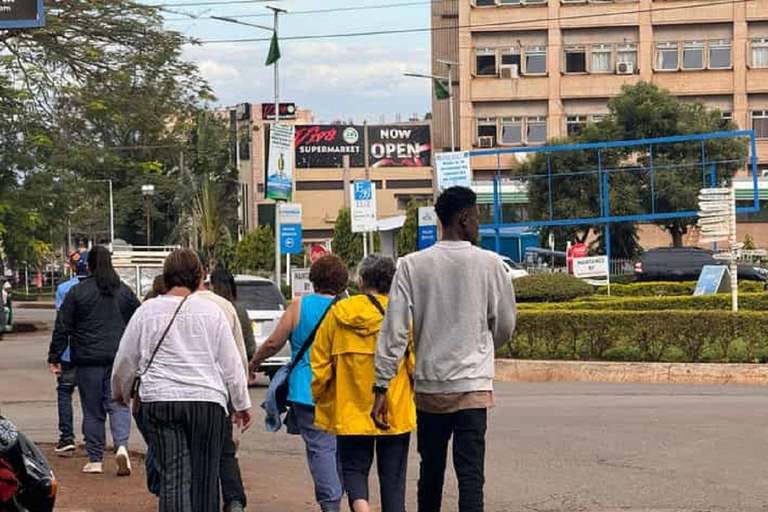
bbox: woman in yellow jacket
[311,254,415,512]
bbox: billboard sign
[235,102,251,121]
[294,124,364,168]
[351,180,377,233]
[417,206,438,250]
[0,0,44,29]
[262,103,297,120]
[368,124,431,168]
[435,151,472,190]
[266,124,295,201]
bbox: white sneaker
[116,446,132,477]
[82,462,103,474]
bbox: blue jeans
[56,363,77,443]
[291,403,342,512]
[76,365,131,462]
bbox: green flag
[265,32,280,66]
[434,78,450,100]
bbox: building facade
[432,0,768,246]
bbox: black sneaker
[54,439,75,453]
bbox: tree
[397,200,426,257]
[331,208,364,267]
[233,227,275,273]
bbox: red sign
[262,103,297,120]
[310,245,329,264]
[568,243,589,259]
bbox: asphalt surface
[3,309,768,511]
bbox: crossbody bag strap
[289,295,341,373]
[365,294,386,316]
[139,295,188,378]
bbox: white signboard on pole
[266,124,295,201]
[291,269,313,300]
[435,151,472,190]
[351,180,377,233]
[573,256,609,279]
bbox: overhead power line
[151,0,273,6]
[192,0,751,44]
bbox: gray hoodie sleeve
[488,259,517,349]
[374,262,412,389]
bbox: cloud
[183,40,431,122]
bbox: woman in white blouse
[112,249,253,512]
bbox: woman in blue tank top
[251,255,349,512]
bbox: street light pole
[141,184,155,247]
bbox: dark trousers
[338,433,411,512]
[417,408,488,512]
[141,401,228,512]
[291,403,343,512]
[76,365,131,462]
[56,363,77,443]
[220,407,247,508]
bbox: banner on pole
[266,124,295,201]
[435,151,472,190]
[351,180,377,233]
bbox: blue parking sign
[280,224,302,254]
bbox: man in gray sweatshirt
[372,186,517,512]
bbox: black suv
[634,247,768,282]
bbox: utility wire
[151,0,274,7]
[193,0,751,44]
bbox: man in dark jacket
[48,245,140,476]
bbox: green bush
[518,292,768,311]
[514,273,595,302]
[595,280,766,297]
[499,310,768,363]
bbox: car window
[237,282,286,311]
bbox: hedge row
[517,292,768,311]
[514,273,595,302]
[594,280,766,297]
[499,310,768,363]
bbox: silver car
[234,275,288,381]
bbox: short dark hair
[143,274,167,301]
[309,254,349,296]
[163,249,203,292]
[435,186,477,227]
[210,268,236,302]
[358,255,396,294]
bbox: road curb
[495,359,768,386]
[15,302,55,310]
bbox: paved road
[2,311,768,511]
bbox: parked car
[234,275,288,381]
[634,247,768,282]
[499,256,529,280]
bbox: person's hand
[48,364,61,376]
[248,357,261,374]
[371,392,391,430]
[233,408,254,433]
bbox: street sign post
[697,187,738,310]
[278,203,302,255]
[572,256,609,279]
[417,206,438,250]
[435,151,472,191]
[351,180,377,257]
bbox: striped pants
[140,401,228,512]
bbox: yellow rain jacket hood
[310,294,415,436]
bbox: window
[709,40,731,69]
[525,46,547,74]
[527,117,547,143]
[501,48,522,69]
[565,46,587,73]
[616,43,638,71]
[720,111,733,129]
[475,48,497,76]
[474,0,496,6]
[591,44,612,73]
[753,111,768,139]
[501,117,523,145]
[590,114,605,123]
[682,41,705,70]
[477,117,498,141]
[498,0,521,4]
[566,116,586,137]
[524,0,547,4]
[752,39,768,68]
[656,42,679,71]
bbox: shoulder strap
[365,294,386,316]
[289,295,341,373]
[139,295,188,378]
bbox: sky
[153,0,433,123]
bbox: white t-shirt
[112,293,251,413]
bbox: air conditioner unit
[500,64,520,79]
[617,61,634,75]
[478,136,495,148]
